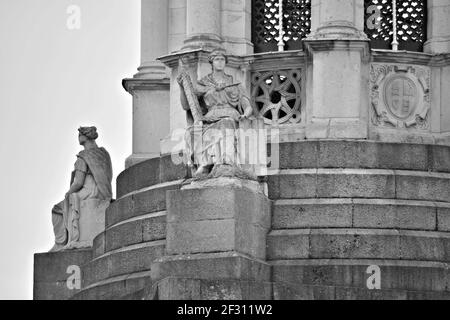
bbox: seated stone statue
[177,50,256,179]
[50,126,113,252]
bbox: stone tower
[34,0,450,300]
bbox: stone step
[92,211,167,259]
[272,198,450,231]
[72,271,152,300]
[271,259,450,294]
[268,169,450,202]
[267,229,450,261]
[82,240,165,288]
[106,180,181,228]
[117,155,187,198]
[275,140,450,172]
[274,282,450,300]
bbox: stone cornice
[122,78,170,93]
[303,39,371,62]
[371,50,450,67]
[242,50,307,72]
[158,49,249,70]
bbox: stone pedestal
[123,78,171,168]
[34,249,92,300]
[72,199,109,248]
[151,179,272,299]
[304,0,370,140]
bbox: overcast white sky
[0,0,140,299]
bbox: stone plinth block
[166,182,271,260]
[34,249,92,300]
[151,252,271,283]
[155,277,272,300]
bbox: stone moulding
[122,78,170,93]
[370,63,431,131]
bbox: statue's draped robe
[52,147,112,248]
[185,73,251,168]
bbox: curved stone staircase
[71,156,185,300]
[72,141,450,300]
[268,140,450,299]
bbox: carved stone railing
[248,51,306,127]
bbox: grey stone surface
[352,199,437,230]
[155,278,272,300]
[396,172,450,202]
[116,157,160,198]
[437,206,450,232]
[72,273,152,300]
[106,183,179,228]
[268,229,450,261]
[34,249,92,300]
[159,155,189,183]
[268,171,317,199]
[92,232,106,259]
[273,282,450,300]
[316,170,396,199]
[166,186,271,259]
[151,252,271,283]
[267,230,310,260]
[309,229,401,259]
[271,260,450,292]
[399,230,450,261]
[276,141,435,171]
[430,145,450,173]
[103,212,166,253]
[272,199,353,229]
[82,241,165,287]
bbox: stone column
[425,1,450,141]
[221,0,253,55]
[183,0,222,50]
[310,0,365,39]
[136,0,169,79]
[168,0,187,53]
[304,0,370,139]
[123,0,171,168]
[424,0,450,54]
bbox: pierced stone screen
[364,0,427,52]
[252,0,311,53]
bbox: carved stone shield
[384,76,418,120]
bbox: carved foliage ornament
[370,63,430,130]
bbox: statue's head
[208,50,228,72]
[78,126,98,145]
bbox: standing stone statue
[177,50,256,179]
[50,126,113,252]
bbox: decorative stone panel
[370,63,430,130]
[251,68,302,125]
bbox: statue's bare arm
[66,170,86,197]
[65,158,87,197]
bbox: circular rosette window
[251,69,302,125]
